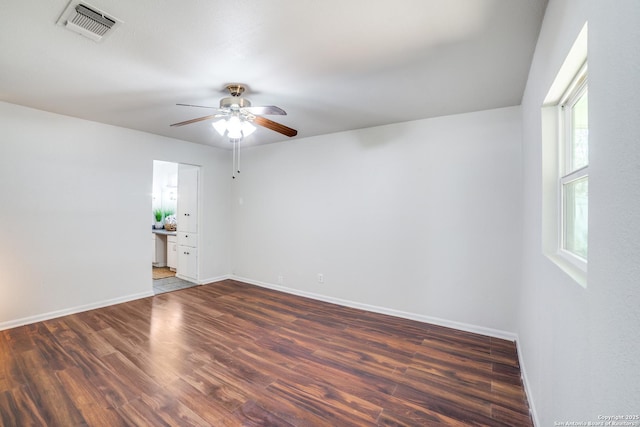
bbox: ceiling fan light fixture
[227,128,242,140]
[212,116,256,140]
[241,121,256,137]
[226,116,243,139]
[212,119,227,136]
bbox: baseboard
[0,290,154,331]
[198,274,231,285]
[515,338,539,426]
[175,273,195,283]
[230,275,518,341]
[173,274,230,285]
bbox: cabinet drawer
[178,232,197,248]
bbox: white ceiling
[0,0,547,149]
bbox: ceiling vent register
[57,1,121,42]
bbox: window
[559,65,588,266]
[541,22,588,287]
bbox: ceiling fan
[171,84,297,179]
[170,84,298,139]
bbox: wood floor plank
[391,383,507,427]
[191,349,274,403]
[143,377,240,426]
[116,396,185,426]
[15,349,87,425]
[55,366,129,427]
[491,402,536,426]
[0,386,49,426]
[403,365,528,418]
[0,279,533,426]
[412,344,494,377]
[392,369,494,419]
[265,377,381,427]
[46,316,117,358]
[0,333,25,390]
[289,353,399,402]
[233,400,297,427]
[377,396,473,427]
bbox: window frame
[557,63,588,271]
[541,22,588,287]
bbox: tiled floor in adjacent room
[152,275,198,295]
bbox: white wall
[519,0,640,424]
[231,106,522,334]
[0,102,231,328]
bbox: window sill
[545,252,587,288]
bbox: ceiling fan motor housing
[220,97,251,110]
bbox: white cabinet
[177,164,199,283]
[167,235,177,270]
[178,245,197,281]
[178,233,197,281]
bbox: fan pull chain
[232,140,237,179]
[237,140,241,175]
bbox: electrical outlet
[317,273,324,284]
[277,275,284,285]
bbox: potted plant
[153,208,164,229]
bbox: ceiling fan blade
[253,116,298,137]
[242,105,287,116]
[170,114,218,127]
[176,103,219,109]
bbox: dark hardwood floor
[0,280,533,426]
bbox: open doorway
[151,160,199,295]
